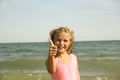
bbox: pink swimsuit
[51,54,79,80]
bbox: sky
[0,0,120,43]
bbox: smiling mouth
[58,47,64,49]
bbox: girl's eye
[64,40,68,42]
[56,39,60,42]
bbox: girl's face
[54,32,71,54]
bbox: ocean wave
[0,59,46,71]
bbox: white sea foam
[96,76,108,80]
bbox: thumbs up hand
[48,39,57,56]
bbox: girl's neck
[57,52,71,63]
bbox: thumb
[48,38,54,46]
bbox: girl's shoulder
[70,53,77,60]
[70,53,77,58]
[70,53,78,65]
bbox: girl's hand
[48,39,57,56]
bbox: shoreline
[0,71,120,80]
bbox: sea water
[0,40,120,79]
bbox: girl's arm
[77,69,80,80]
[46,55,56,74]
[76,56,80,80]
[46,39,57,74]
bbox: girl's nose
[60,40,64,45]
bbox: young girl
[46,27,80,80]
